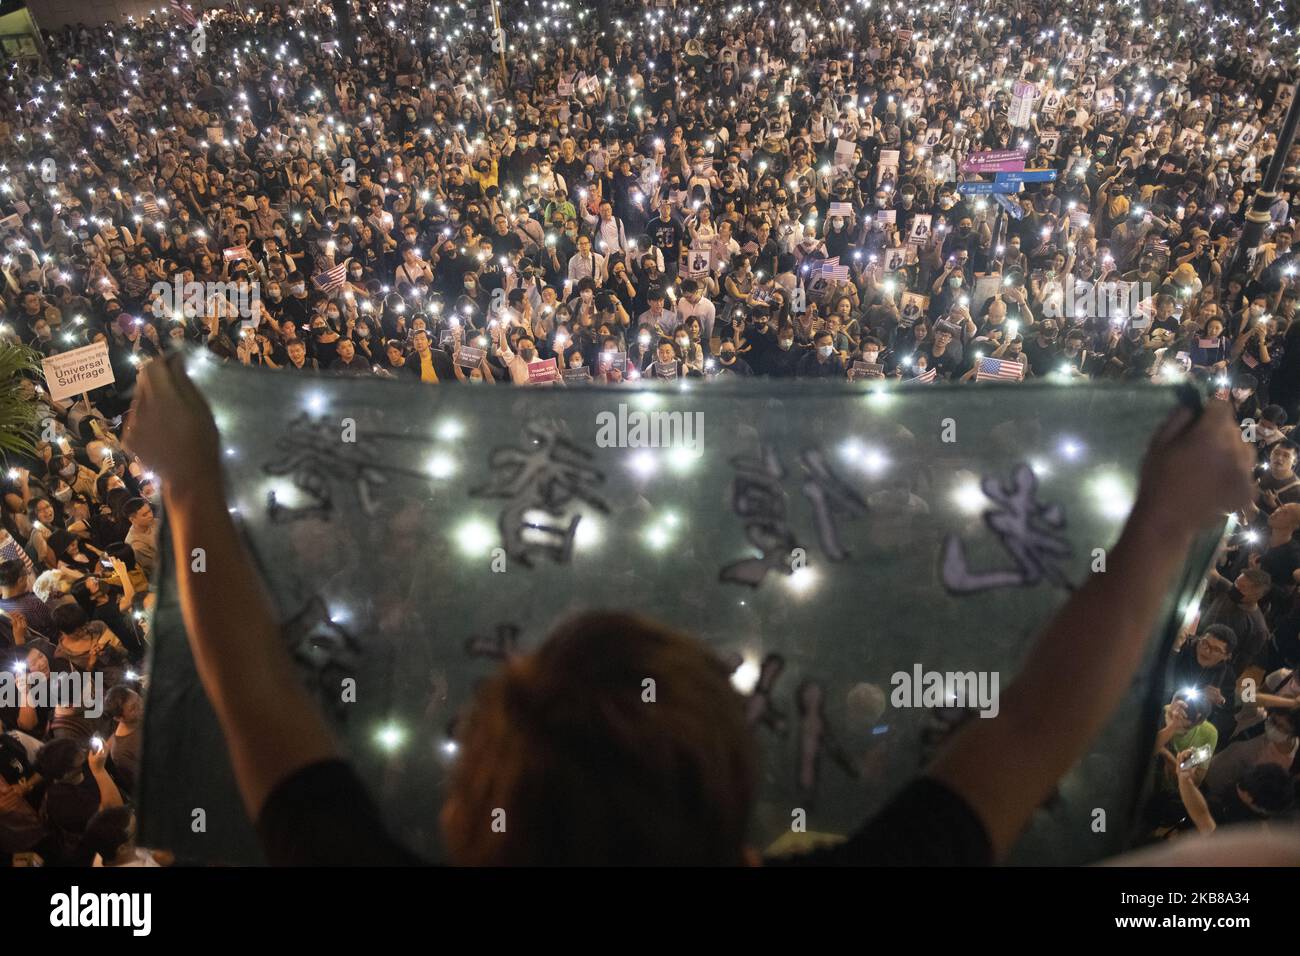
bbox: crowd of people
[1,0,1300,863]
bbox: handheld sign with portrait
[899,292,929,325]
[908,214,933,245]
[41,341,116,402]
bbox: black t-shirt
[255,759,991,866]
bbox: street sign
[994,169,1059,184]
[957,181,1022,195]
[994,193,1026,219]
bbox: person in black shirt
[767,323,804,378]
[797,331,846,379]
[1021,319,1060,378]
[648,203,683,273]
[125,358,1254,865]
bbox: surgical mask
[863,350,879,363]
[818,345,833,358]
[780,338,793,349]
[676,337,689,348]
[520,348,536,361]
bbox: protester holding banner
[2,0,1300,870]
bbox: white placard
[41,341,116,402]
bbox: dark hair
[0,558,26,588]
[1262,405,1288,426]
[1201,622,1237,650]
[35,737,84,781]
[104,684,139,721]
[1172,687,1212,725]
[1240,764,1294,815]
[52,601,89,636]
[122,497,150,522]
[443,612,756,865]
[81,805,135,862]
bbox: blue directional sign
[994,193,1026,219]
[994,169,1060,184]
[957,181,1021,195]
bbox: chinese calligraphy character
[281,595,362,722]
[264,413,424,522]
[471,420,609,567]
[799,449,868,561]
[744,653,789,735]
[941,463,1073,594]
[797,680,859,797]
[720,445,800,586]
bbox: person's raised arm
[123,354,337,821]
[927,400,1254,860]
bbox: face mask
[520,348,536,361]
[720,351,735,363]
[863,350,879,363]
[292,283,306,295]
[949,277,962,289]
[61,464,77,479]
[676,337,689,348]
[780,338,793,349]
[818,345,833,358]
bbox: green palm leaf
[0,343,45,461]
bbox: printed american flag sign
[169,0,198,27]
[905,367,937,384]
[312,260,350,294]
[975,356,1025,382]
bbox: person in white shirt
[638,290,679,336]
[536,161,567,200]
[491,325,555,386]
[676,278,717,343]
[582,201,627,255]
[567,234,607,286]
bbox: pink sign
[527,358,560,384]
[959,149,1027,174]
